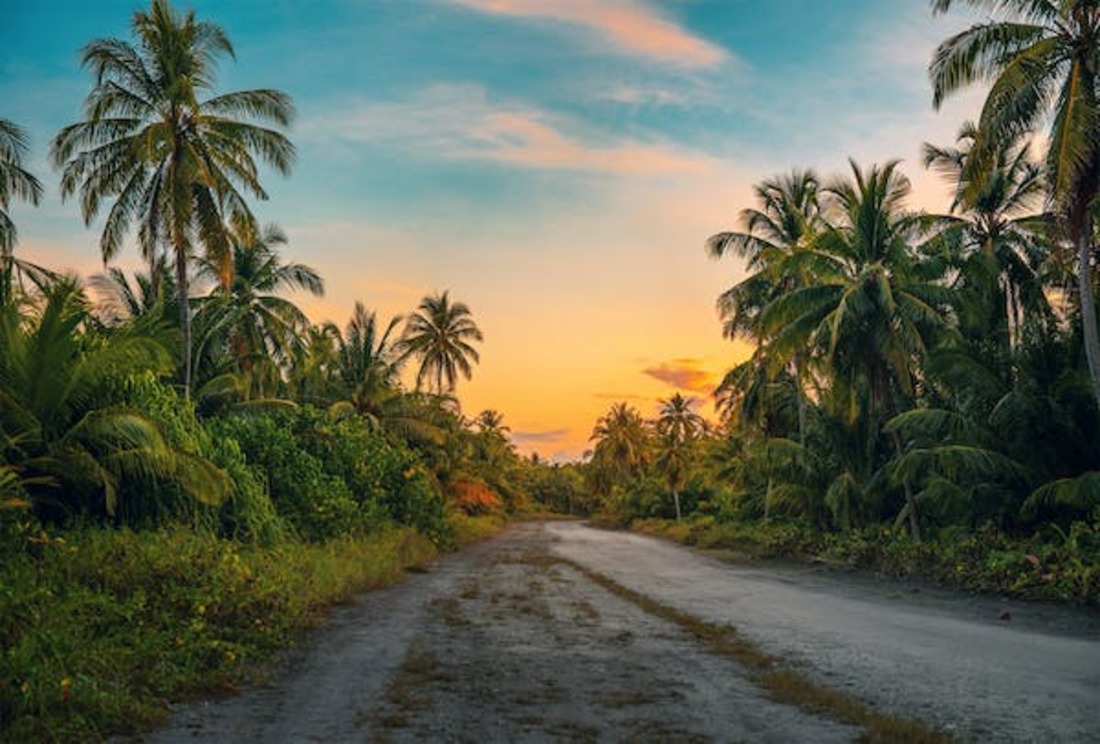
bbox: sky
[1,0,986,460]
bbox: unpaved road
[149,522,1099,743]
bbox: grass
[0,524,439,742]
[632,515,1100,605]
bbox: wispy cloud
[302,84,715,177]
[642,358,718,394]
[445,0,728,68]
[512,428,571,445]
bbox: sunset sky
[1,1,984,460]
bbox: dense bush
[208,411,369,541]
[208,408,448,543]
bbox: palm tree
[930,0,1100,408]
[765,161,951,417]
[327,304,452,464]
[400,291,483,396]
[761,160,954,537]
[89,255,178,328]
[655,393,705,521]
[922,121,1053,350]
[708,170,821,440]
[0,277,227,519]
[474,409,509,435]
[0,119,49,305]
[0,119,42,255]
[52,0,296,397]
[193,223,322,397]
[289,321,341,405]
[589,402,650,492]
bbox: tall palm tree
[762,160,954,537]
[0,119,42,256]
[655,393,705,521]
[930,0,1100,407]
[708,169,821,440]
[193,223,322,395]
[0,119,47,305]
[52,0,296,397]
[923,121,1052,350]
[589,402,650,491]
[335,302,404,424]
[400,291,483,396]
[289,321,341,405]
[765,161,951,417]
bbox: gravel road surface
[146,521,1099,743]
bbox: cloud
[445,0,728,68]
[301,84,716,177]
[512,428,571,445]
[642,358,718,394]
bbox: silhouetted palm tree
[0,119,42,255]
[655,393,705,521]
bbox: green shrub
[208,412,365,541]
[207,408,449,543]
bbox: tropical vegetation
[0,1,538,739]
[3,0,1100,739]
[576,1,1099,607]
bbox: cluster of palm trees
[584,1,1100,536]
[587,394,706,521]
[0,0,504,525]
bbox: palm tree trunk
[891,430,921,542]
[1078,228,1100,409]
[794,355,807,445]
[673,487,681,522]
[175,241,192,398]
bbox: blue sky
[1,1,983,459]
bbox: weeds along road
[148,521,1099,743]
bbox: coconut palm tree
[52,0,295,397]
[589,402,650,492]
[193,223,322,396]
[761,160,954,537]
[922,121,1053,350]
[288,321,342,406]
[0,119,50,305]
[930,0,1100,407]
[334,302,405,423]
[89,255,178,328]
[708,170,822,440]
[654,393,705,521]
[764,161,951,418]
[400,291,483,396]
[0,119,42,255]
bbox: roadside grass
[448,511,509,547]
[631,516,1100,605]
[556,556,956,744]
[0,525,438,742]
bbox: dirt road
[149,522,1099,743]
